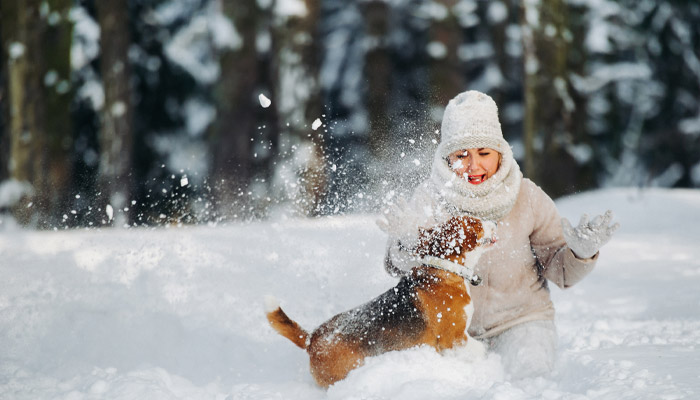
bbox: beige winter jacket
[384,178,598,339]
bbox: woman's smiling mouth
[468,174,486,184]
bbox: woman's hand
[376,198,413,237]
[376,198,433,251]
[561,210,620,259]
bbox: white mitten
[561,210,619,259]
[376,198,411,237]
[376,197,429,249]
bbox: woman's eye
[479,152,490,156]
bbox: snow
[259,94,272,108]
[209,13,242,51]
[150,136,210,184]
[9,42,26,60]
[458,42,495,61]
[105,204,114,221]
[692,163,700,186]
[165,15,221,84]
[0,179,33,208]
[44,70,59,87]
[110,102,127,118]
[487,2,508,24]
[184,98,217,137]
[160,0,241,85]
[76,72,105,110]
[427,41,448,59]
[679,114,700,136]
[275,0,308,19]
[417,2,449,21]
[585,17,612,54]
[69,6,100,71]
[1,188,700,399]
[570,62,653,93]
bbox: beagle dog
[266,215,495,387]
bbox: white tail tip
[264,295,280,313]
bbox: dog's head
[413,216,496,266]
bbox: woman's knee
[489,320,557,379]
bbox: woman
[377,90,618,379]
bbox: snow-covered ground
[1,188,699,399]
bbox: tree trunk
[212,0,260,219]
[521,0,591,198]
[0,3,9,183]
[1,0,61,226]
[96,0,134,226]
[42,0,74,225]
[253,0,280,216]
[363,0,392,161]
[273,0,327,215]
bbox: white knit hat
[436,90,509,158]
[430,90,522,221]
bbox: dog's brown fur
[266,216,488,387]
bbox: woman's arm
[379,181,441,276]
[526,181,598,288]
[383,239,414,277]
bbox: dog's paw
[263,295,280,313]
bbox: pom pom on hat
[437,90,509,158]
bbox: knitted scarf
[429,150,522,221]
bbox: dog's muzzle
[477,237,495,246]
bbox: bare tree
[42,0,75,224]
[96,0,135,226]
[1,0,73,227]
[2,0,45,224]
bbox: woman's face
[447,148,501,185]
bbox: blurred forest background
[1,0,699,229]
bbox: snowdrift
[1,188,699,399]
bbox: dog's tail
[264,295,309,350]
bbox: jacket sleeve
[383,238,417,277]
[527,181,598,289]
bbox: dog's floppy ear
[414,216,484,258]
[414,226,435,258]
[453,216,484,251]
